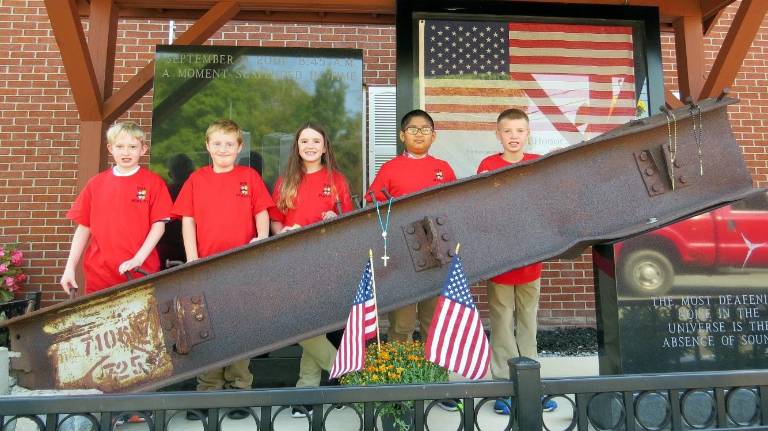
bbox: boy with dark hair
[172,119,273,419]
[367,109,457,410]
[478,108,557,414]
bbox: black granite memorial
[595,190,768,374]
[592,190,768,428]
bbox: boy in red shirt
[61,122,172,295]
[477,108,556,414]
[172,119,273,414]
[367,109,456,343]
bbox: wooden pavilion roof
[76,0,737,30]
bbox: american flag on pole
[329,261,379,379]
[420,20,638,177]
[426,255,490,380]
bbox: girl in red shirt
[269,122,354,417]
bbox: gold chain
[664,109,678,190]
[689,104,704,176]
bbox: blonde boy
[171,119,273,409]
[477,108,556,414]
[61,122,172,294]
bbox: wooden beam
[44,0,102,121]
[703,8,725,36]
[673,15,705,100]
[102,0,240,123]
[700,0,768,99]
[701,0,737,21]
[105,8,394,24]
[665,88,684,109]
[76,121,110,191]
[109,0,392,14]
[88,0,119,99]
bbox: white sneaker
[291,405,313,418]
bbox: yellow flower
[341,341,448,386]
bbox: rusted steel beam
[2,97,756,393]
[700,0,768,99]
[102,1,240,123]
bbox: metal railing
[1,358,767,430]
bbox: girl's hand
[280,224,301,233]
[321,211,338,220]
[118,257,143,275]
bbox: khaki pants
[296,335,337,388]
[386,296,439,342]
[488,279,540,380]
[197,358,253,390]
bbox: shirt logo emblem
[320,184,332,198]
[434,169,444,181]
[133,187,147,202]
[239,182,250,197]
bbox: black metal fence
[1,357,767,431]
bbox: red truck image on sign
[617,191,768,296]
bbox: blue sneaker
[494,398,513,415]
[437,399,460,412]
[542,397,558,412]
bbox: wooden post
[700,0,768,98]
[44,0,102,121]
[673,15,705,101]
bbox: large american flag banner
[426,255,490,380]
[420,20,638,177]
[329,261,379,378]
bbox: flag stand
[368,249,382,351]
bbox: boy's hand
[118,258,143,275]
[321,210,338,220]
[60,269,78,294]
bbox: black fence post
[509,357,543,430]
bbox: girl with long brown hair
[268,122,354,418]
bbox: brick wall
[1,0,766,327]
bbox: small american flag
[329,261,379,379]
[426,255,490,380]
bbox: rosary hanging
[663,108,678,190]
[688,103,704,176]
[371,191,394,267]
